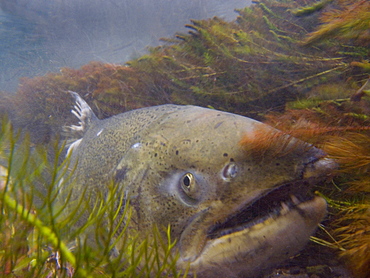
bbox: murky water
[0,0,250,92]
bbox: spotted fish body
[65,92,336,277]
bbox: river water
[0,0,250,92]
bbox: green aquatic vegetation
[292,0,334,17]
[3,0,368,146]
[264,84,370,278]
[287,83,351,109]
[0,121,188,277]
[302,0,370,46]
[351,61,370,72]
[257,2,281,18]
[287,98,325,109]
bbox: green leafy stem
[2,189,92,278]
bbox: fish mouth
[207,178,323,240]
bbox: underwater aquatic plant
[302,0,370,46]
[3,0,368,147]
[264,80,370,278]
[0,119,188,277]
[333,204,370,278]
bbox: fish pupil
[183,175,191,187]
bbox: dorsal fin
[68,91,98,132]
[64,91,98,156]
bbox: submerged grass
[265,82,370,277]
[0,119,188,277]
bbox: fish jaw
[175,174,331,277]
[180,196,327,277]
[174,155,333,277]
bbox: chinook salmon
[65,91,336,277]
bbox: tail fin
[64,91,98,156]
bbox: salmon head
[65,92,336,277]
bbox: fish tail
[63,91,98,156]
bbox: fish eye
[182,173,194,190]
[178,172,201,205]
[222,162,238,181]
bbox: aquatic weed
[0,119,188,277]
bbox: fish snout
[302,154,338,179]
